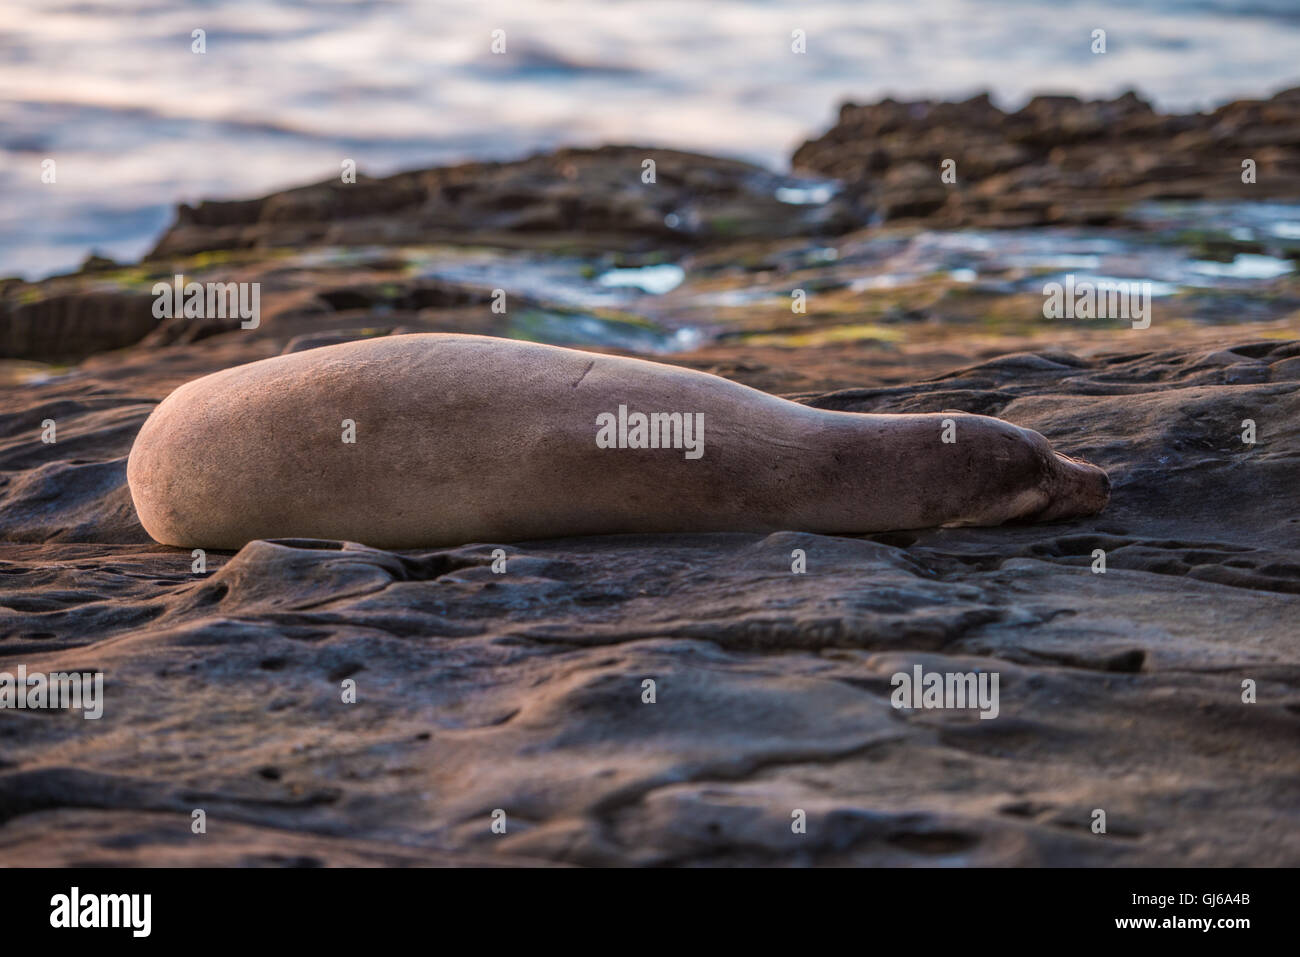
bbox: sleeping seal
[127,333,1109,549]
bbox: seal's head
[1030,447,1111,522]
[951,419,1110,527]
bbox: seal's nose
[1038,453,1110,521]
[1070,456,1110,514]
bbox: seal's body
[127,334,1109,549]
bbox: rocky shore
[793,86,1300,227]
[2,89,1298,866]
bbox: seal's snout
[1040,452,1110,521]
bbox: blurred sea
[3,0,1300,278]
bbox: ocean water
[3,0,1300,279]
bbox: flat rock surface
[3,330,1297,866]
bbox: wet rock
[147,146,863,261]
[792,87,1300,228]
[0,289,159,361]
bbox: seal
[127,333,1110,549]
